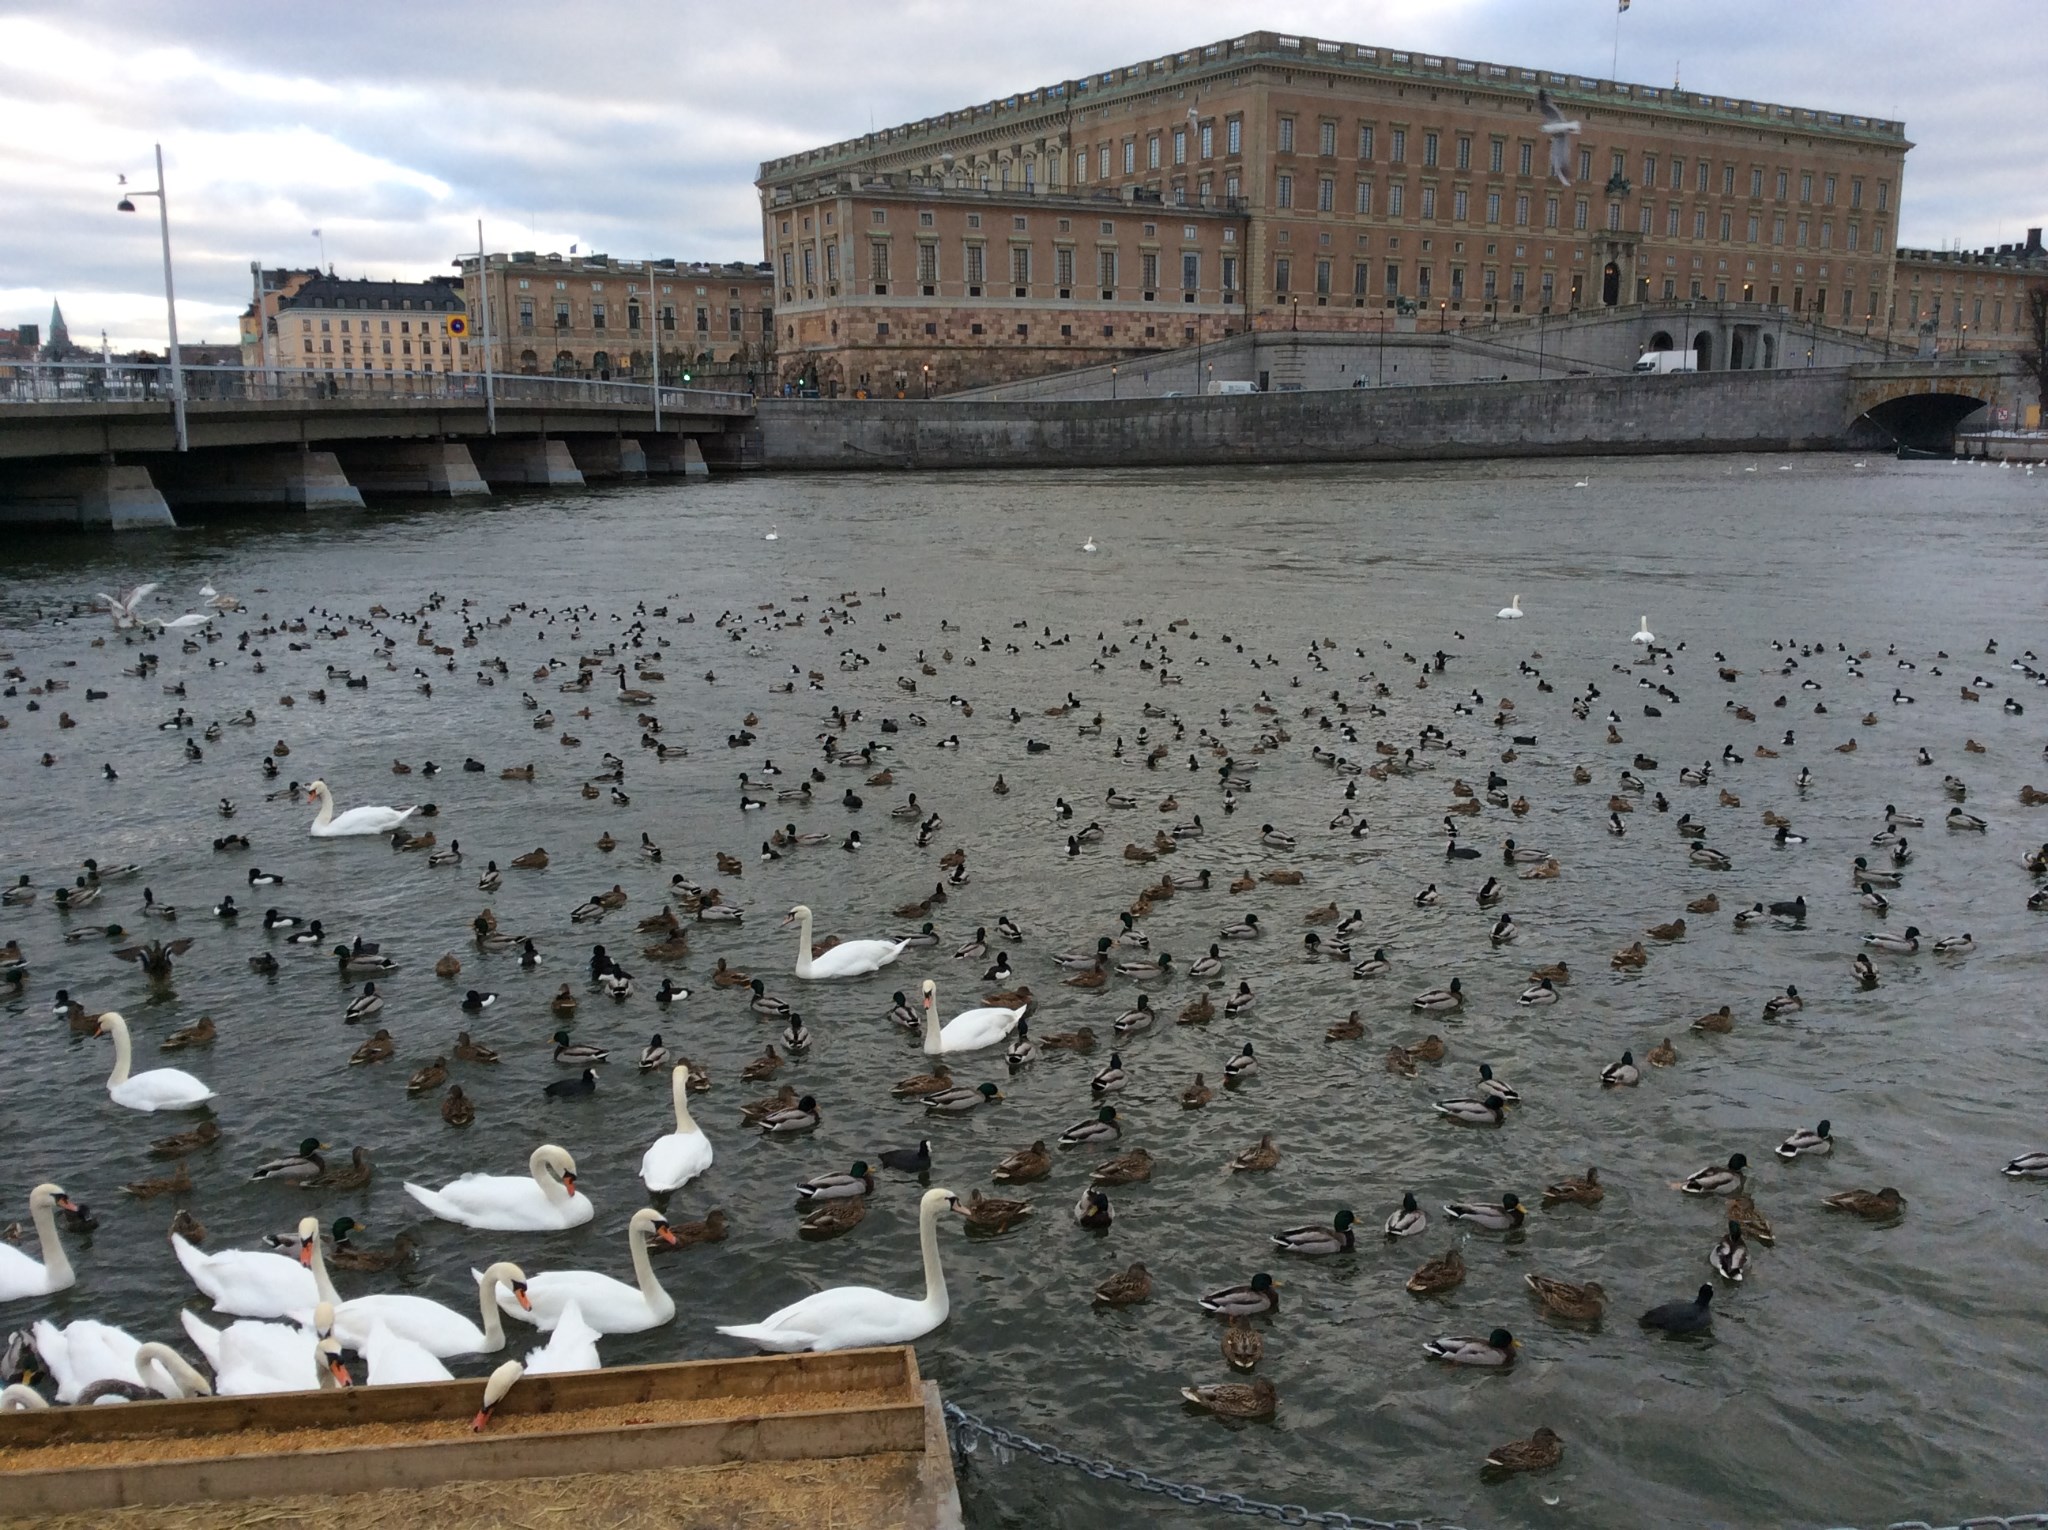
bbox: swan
[484,1207,678,1334]
[297,1219,528,1357]
[717,1186,955,1352]
[640,1065,713,1193]
[1497,594,1524,619]
[96,1012,215,1112]
[363,1321,454,1386]
[1082,535,1099,553]
[1632,615,1655,645]
[0,1183,80,1300]
[30,1321,208,1404]
[306,779,417,838]
[523,1300,603,1375]
[174,1226,316,1319]
[404,1144,591,1231]
[783,904,910,980]
[181,1302,350,1395]
[920,977,1025,1056]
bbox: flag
[1618,0,1630,9]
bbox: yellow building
[241,271,469,386]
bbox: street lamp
[1289,295,1299,332]
[1111,363,1118,400]
[117,143,186,451]
[1439,300,1448,333]
[921,362,930,399]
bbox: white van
[1632,350,1698,374]
[1204,379,1261,395]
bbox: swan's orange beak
[561,1172,577,1198]
[513,1281,533,1312]
[328,1357,354,1387]
[91,1020,107,1038]
[297,1242,315,1268]
[654,1222,679,1246]
[778,909,797,928]
[469,1405,494,1431]
[55,1195,80,1214]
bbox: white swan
[2,1384,49,1410]
[174,1226,315,1319]
[31,1322,209,1403]
[363,1320,454,1386]
[97,1012,215,1111]
[181,1302,350,1395]
[306,778,417,838]
[1082,535,1099,553]
[0,1183,80,1300]
[640,1065,713,1193]
[1497,595,1524,619]
[404,1144,591,1231]
[523,1300,602,1375]
[717,1186,955,1352]
[299,1218,527,1358]
[784,903,910,980]
[921,977,1025,1056]
[1632,615,1655,644]
[484,1207,678,1334]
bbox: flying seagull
[1537,90,1580,186]
[95,582,159,629]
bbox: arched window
[518,349,539,375]
[1648,330,1675,352]
[1693,331,1714,371]
[591,350,611,376]
[552,350,576,375]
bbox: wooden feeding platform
[0,1345,960,1529]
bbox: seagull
[95,582,159,629]
[1497,595,1523,620]
[1537,90,1580,186]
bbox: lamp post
[116,143,186,452]
[647,258,662,433]
[473,222,495,434]
[1289,295,1299,332]
[1111,363,1118,400]
[1439,300,1448,333]
[921,363,931,399]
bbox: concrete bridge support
[644,437,711,477]
[473,437,585,488]
[564,435,646,479]
[0,460,175,530]
[334,440,489,496]
[156,449,364,512]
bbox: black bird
[878,1138,933,1174]
[543,1068,599,1099]
[1639,1284,1714,1336]
[1767,894,1807,919]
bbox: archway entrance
[1692,331,1714,371]
[1648,330,1675,353]
[1861,392,1993,453]
[1602,262,1620,306]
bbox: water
[2,454,2045,1528]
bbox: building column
[0,461,175,530]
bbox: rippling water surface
[3,454,2046,1529]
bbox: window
[1318,177,1335,212]
[1385,262,1401,297]
[1515,192,1530,226]
[1773,213,1786,244]
[1011,246,1031,285]
[1225,174,1239,201]
[801,248,815,284]
[1423,132,1439,167]
[1487,191,1501,224]
[1775,170,1789,199]
[1173,129,1186,165]
[1579,149,1592,182]
[1099,146,1110,178]
[1099,250,1116,291]
[1148,135,1160,170]
[779,253,792,287]
[626,301,641,331]
[1640,204,1654,235]
[1489,139,1504,173]
[1876,181,1889,211]
[1608,201,1622,231]
[1511,269,1525,306]
[1847,222,1859,251]
[1421,186,1437,220]
[919,210,935,227]
[1142,253,1160,293]
[1353,261,1369,296]
[728,306,741,333]
[1276,173,1293,208]
[1056,247,1075,288]
[825,244,839,282]
[1278,117,1295,153]
[965,244,985,285]
[1453,188,1468,221]
[518,298,534,328]
[1359,124,1375,160]
[1013,215,1028,231]
[1456,136,1471,170]
[1519,141,1533,177]
[1694,208,1707,239]
[1483,267,1498,302]
[1390,128,1406,163]
[1540,271,1555,307]
[1315,259,1331,295]
[871,209,886,225]
[918,242,938,284]
[1390,183,1405,217]
[876,322,890,338]
[1850,177,1864,209]
[1227,117,1241,155]
[1182,252,1199,290]
[1123,141,1135,174]
[1643,154,1658,186]
[1319,120,1337,156]
[1221,254,1237,293]
[1720,212,1733,240]
[1823,174,1836,206]
[1800,171,1813,203]
[695,306,709,332]
[1820,220,1832,249]
[1274,257,1290,293]
[1545,195,1559,229]
[1573,197,1588,230]
[1200,122,1213,158]
[1721,163,1734,194]
[1417,266,1431,300]
[1750,168,1765,197]
[1747,214,1760,242]
[592,302,607,330]
[1356,180,1373,215]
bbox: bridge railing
[0,362,752,415]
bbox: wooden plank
[2,1400,929,1516]
[0,1347,916,1448]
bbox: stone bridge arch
[1848,373,1997,452]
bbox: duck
[797,1161,875,1204]
[1863,925,1921,954]
[1778,1120,1832,1159]
[1681,1152,1749,1196]
[1073,1188,1114,1230]
[1518,977,1559,1006]
[759,1094,822,1136]
[1179,1378,1278,1419]
[1093,1262,1153,1307]
[552,1030,608,1065]
[1090,1147,1153,1185]
[1711,1220,1749,1282]
[1198,1271,1279,1318]
[1932,932,1975,956]
[1763,986,1804,1018]
[1060,1106,1121,1146]
[1383,1192,1427,1238]
[1433,1094,1507,1126]
[1405,1246,1465,1295]
[1540,1167,1603,1207]
[1423,1328,1518,1367]
[1601,1050,1640,1087]
[1639,1284,1714,1336]
[1646,1037,1677,1067]
[994,1141,1052,1183]
[1823,1186,1906,1220]
[954,1190,1033,1234]
[251,1137,330,1183]
[1412,977,1463,1011]
[924,1081,1003,1115]
[1270,1209,1355,1257]
[1444,1193,1525,1231]
[1229,1134,1281,1173]
[1351,947,1393,978]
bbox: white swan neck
[303,1228,341,1306]
[311,788,334,829]
[792,907,814,978]
[629,1217,666,1306]
[671,1071,697,1133]
[922,986,941,1055]
[478,1267,506,1347]
[532,1149,570,1206]
[104,1015,133,1087]
[917,1193,950,1321]
[30,1194,73,1289]
[136,1344,207,1398]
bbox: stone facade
[1887,230,2047,357]
[760,29,1913,392]
[458,253,775,388]
[241,271,469,385]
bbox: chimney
[2028,227,2044,255]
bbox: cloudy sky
[4,0,2043,350]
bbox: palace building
[758,29,1914,393]
[241,271,469,384]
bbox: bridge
[0,365,757,529]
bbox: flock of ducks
[2,569,2045,1491]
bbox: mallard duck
[1687,892,1721,914]
[1823,1186,1905,1220]
[1412,977,1463,1010]
[1517,977,1559,1007]
[435,952,463,979]
[1073,1188,1114,1229]
[1711,1220,1749,1282]
[1777,1120,1832,1159]
[327,1218,419,1274]
[1763,986,1804,1018]
[440,1085,476,1128]
[1863,925,1921,955]
[348,1029,395,1066]
[1061,1106,1121,1146]
[1179,992,1216,1024]
[1484,1426,1564,1475]
[251,1137,330,1183]
[160,1015,215,1051]
[1474,1062,1518,1103]
[1381,1048,1413,1078]
[797,1162,875,1202]
[1350,947,1392,979]
[1326,1010,1365,1042]
[1691,1004,1734,1034]
[1090,1147,1153,1185]
[1445,1192,1525,1231]
[1094,1261,1152,1306]
[406,1057,449,1096]
[2000,1152,2048,1180]
[1179,1377,1277,1419]
[1646,1037,1677,1067]
[1639,1284,1714,1335]
[1611,941,1649,970]
[1726,1194,1775,1245]
[711,959,752,990]
[1199,1271,1279,1318]
[552,1030,608,1064]
[1271,1208,1355,1256]
[1405,1246,1464,1295]
[1180,1073,1214,1110]
[994,1140,1052,1183]
[1433,1095,1507,1127]
[800,1196,868,1239]
[1221,1315,1263,1372]
[169,1207,206,1245]
[740,1084,798,1127]
[1423,1328,1518,1367]
[453,1030,500,1065]
[924,1081,1002,1115]
[1681,1152,1749,1196]
[1541,1167,1603,1207]
[124,1162,192,1199]
[955,1189,1033,1233]
[1524,1273,1606,1320]
[1229,1134,1280,1173]
[1223,1043,1258,1083]
[759,1094,822,1135]
[334,945,399,975]
[663,1207,728,1249]
[1408,1033,1447,1063]
[1384,1192,1427,1237]
[1601,1050,1640,1088]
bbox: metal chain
[942,1401,1456,1530]
[944,1401,2048,1530]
